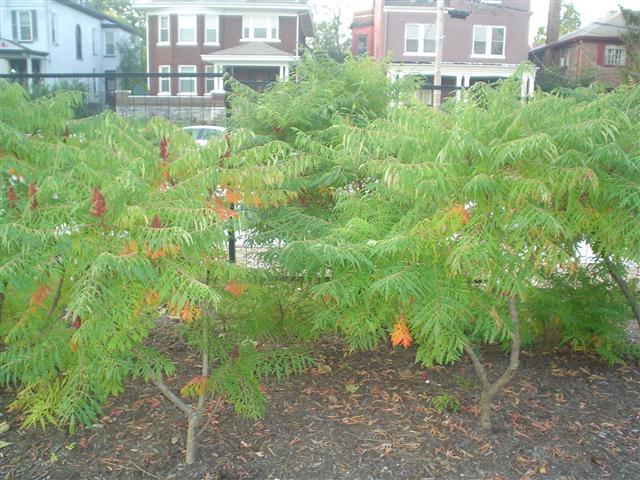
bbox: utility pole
[433,0,445,109]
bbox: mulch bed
[1,323,639,480]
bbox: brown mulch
[1,324,639,480]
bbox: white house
[0,0,137,75]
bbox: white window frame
[242,16,280,42]
[205,15,219,45]
[158,65,171,95]
[92,27,97,56]
[205,65,216,93]
[471,25,506,58]
[178,15,197,45]
[51,13,57,44]
[404,23,436,56]
[178,65,197,95]
[15,10,34,42]
[604,45,626,66]
[104,31,116,56]
[158,15,170,45]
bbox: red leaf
[150,214,162,229]
[28,183,38,209]
[6,184,16,209]
[72,316,82,329]
[159,137,169,161]
[89,187,106,218]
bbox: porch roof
[202,42,297,65]
[0,38,49,58]
[206,42,293,57]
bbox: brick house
[350,0,535,96]
[351,10,374,57]
[529,12,632,87]
[133,0,314,97]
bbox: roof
[0,38,49,57]
[55,0,138,35]
[531,11,630,53]
[206,42,293,56]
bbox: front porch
[389,62,537,105]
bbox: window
[11,10,36,42]
[105,31,116,56]
[51,13,57,44]
[405,24,436,55]
[92,27,97,55]
[356,35,368,56]
[158,15,170,44]
[178,15,197,44]
[472,25,505,57]
[242,16,279,41]
[178,65,197,95]
[205,15,219,44]
[560,47,570,68]
[76,25,83,60]
[604,45,626,66]
[159,65,171,95]
[205,65,216,93]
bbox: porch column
[26,56,33,92]
[521,73,535,98]
[455,74,463,101]
[283,64,289,80]
[213,64,225,94]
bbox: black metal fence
[0,72,242,125]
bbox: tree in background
[534,1,582,44]
[620,8,640,84]
[85,0,145,36]
[309,8,351,63]
[117,37,147,92]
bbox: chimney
[546,0,562,45]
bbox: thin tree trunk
[464,296,521,431]
[0,290,5,325]
[46,271,65,321]
[603,255,640,330]
[152,305,212,464]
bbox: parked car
[182,126,226,147]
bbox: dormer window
[242,16,279,42]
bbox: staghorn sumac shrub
[0,82,313,463]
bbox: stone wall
[114,90,226,125]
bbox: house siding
[383,1,530,65]
[147,13,299,95]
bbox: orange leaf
[180,376,207,397]
[145,291,159,307]
[225,282,247,298]
[212,197,238,222]
[225,188,241,204]
[119,240,139,256]
[29,285,51,308]
[449,203,469,225]
[179,301,201,324]
[7,167,16,176]
[68,340,78,353]
[390,314,412,349]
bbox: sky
[310,0,640,42]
